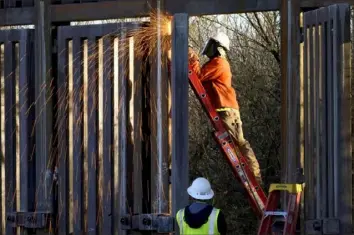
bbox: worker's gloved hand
[188,47,199,63]
[167,47,199,63]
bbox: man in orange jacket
[189,32,262,184]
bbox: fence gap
[82,38,88,233]
[0,42,4,235]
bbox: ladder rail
[187,66,267,217]
[257,191,281,235]
[283,193,301,234]
[212,132,266,217]
[214,133,266,218]
[257,184,303,235]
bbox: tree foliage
[187,12,281,234]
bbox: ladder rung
[263,211,287,217]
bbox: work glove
[188,47,199,64]
[166,47,199,62]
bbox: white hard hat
[187,177,214,200]
[210,32,230,51]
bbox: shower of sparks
[0,9,175,233]
[129,9,172,60]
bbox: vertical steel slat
[0,41,2,235]
[0,41,3,235]
[97,37,103,234]
[19,30,31,235]
[27,30,36,216]
[132,35,143,217]
[337,4,352,234]
[19,32,29,215]
[72,37,83,233]
[118,28,128,235]
[308,21,316,220]
[319,8,328,218]
[326,7,334,217]
[97,37,104,234]
[57,28,69,235]
[86,38,97,235]
[150,52,159,213]
[331,5,340,217]
[171,13,190,217]
[4,41,16,235]
[14,42,19,235]
[101,36,113,234]
[314,10,321,219]
[302,14,308,220]
[112,35,120,235]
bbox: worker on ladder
[176,177,227,235]
[188,32,263,185]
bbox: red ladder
[188,65,267,218]
[257,184,302,235]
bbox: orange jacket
[190,56,239,110]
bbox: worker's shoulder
[213,56,230,65]
[208,57,231,69]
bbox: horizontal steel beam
[51,0,150,22]
[0,0,353,26]
[6,212,51,229]
[0,7,34,26]
[305,219,341,235]
[120,214,175,233]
